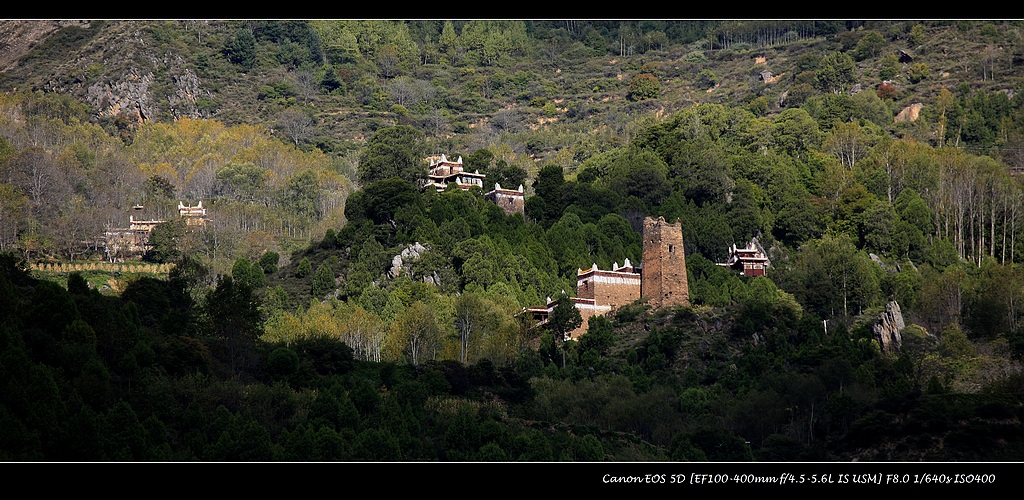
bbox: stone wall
[641,216,689,308]
[568,299,612,340]
[565,262,641,339]
[485,184,525,216]
[579,270,641,308]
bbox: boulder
[388,242,429,279]
[895,103,924,123]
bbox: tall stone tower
[641,216,689,308]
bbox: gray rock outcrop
[389,242,428,279]
[873,300,905,354]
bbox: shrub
[876,82,899,100]
[296,257,312,278]
[908,63,930,84]
[697,69,718,88]
[684,50,707,63]
[627,73,660,101]
[312,261,335,298]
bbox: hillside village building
[484,182,526,216]
[102,206,163,261]
[178,200,208,226]
[424,154,485,192]
[424,154,526,216]
[103,201,208,261]
[719,238,770,277]
[526,216,689,339]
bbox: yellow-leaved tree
[385,300,442,366]
[337,303,387,363]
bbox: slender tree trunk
[1003,191,1009,264]
[967,193,974,263]
[1013,193,1018,265]
[808,401,815,445]
[991,186,996,259]
[843,274,848,319]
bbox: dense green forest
[1,20,1024,462]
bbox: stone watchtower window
[668,245,673,253]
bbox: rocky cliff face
[1,20,211,126]
[873,300,906,354]
[80,58,206,125]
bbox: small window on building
[668,244,674,253]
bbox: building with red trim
[423,154,485,192]
[721,239,770,277]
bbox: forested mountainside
[1,20,1024,463]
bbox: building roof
[485,182,525,196]
[576,258,639,278]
